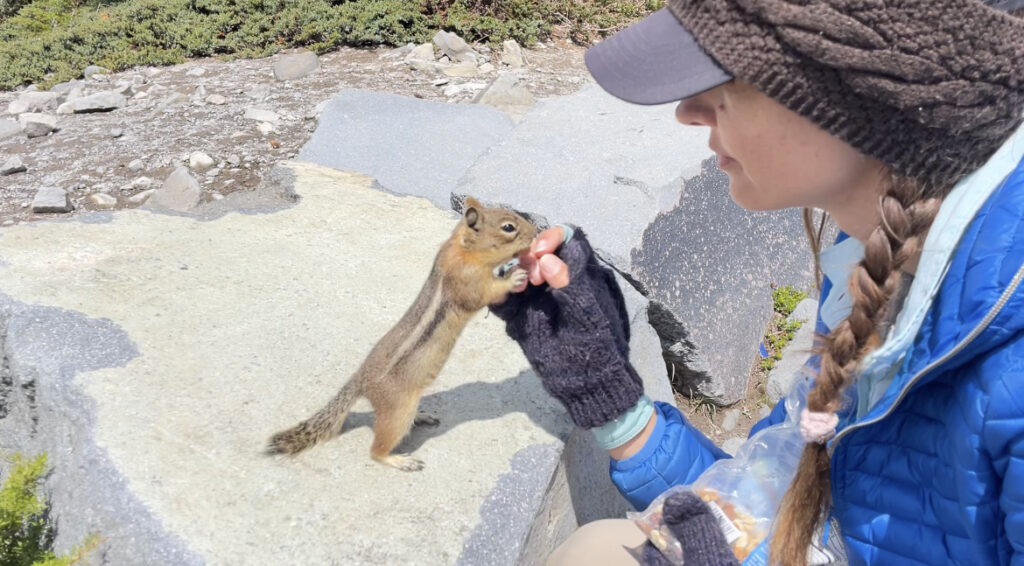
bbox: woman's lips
[717,154,736,168]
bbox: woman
[489,1,1024,565]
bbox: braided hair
[662,1,1024,563]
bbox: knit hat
[586,0,1024,185]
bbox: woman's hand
[516,226,571,290]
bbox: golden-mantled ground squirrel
[267,197,537,471]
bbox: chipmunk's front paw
[377,454,425,472]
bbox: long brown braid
[771,173,945,566]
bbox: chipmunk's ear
[464,197,481,231]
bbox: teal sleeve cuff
[555,223,574,246]
[591,395,655,450]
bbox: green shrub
[771,284,808,318]
[0,0,662,90]
[0,454,99,566]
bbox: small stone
[474,72,535,117]
[406,43,436,62]
[380,43,414,60]
[432,78,450,86]
[205,168,221,178]
[146,167,201,211]
[244,107,280,123]
[162,92,190,106]
[273,51,320,81]
[82,65,110,79]
[88,193,117,209]
[128,159,144,172]
[721,408,741,432]
[90,74,109,82]
[194,85,207,99]
[132,74,147,86]
[8,91,61,115]
[32,187,73,213]
[478,62,495,74]
[501,39,525,68]
[206,94,227,105]
[1,220,15,227]
[131,176,154,189]
[0,119,21,139]
[50,79,85,93]
[115,82,135,97]
[1,156,27,176]
[721,437,746,457]
[432,30,478,63]
[210,192,225,201]
[128,189,155,205]
[226,154,241,167]
[245,85,271,100]
[56,102,74,115]
[407,59,447,75]
[257,122,275,136]
[304,99,330,120]
[186,67,207,77]
[110,128,124,138]
[19,113,58,138]
[443,61,479,78]
[189,151,215,172]
[443,82,487,97]
[64,90,127,113]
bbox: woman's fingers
[539,254,570,289]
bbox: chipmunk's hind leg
[370,392,426,471]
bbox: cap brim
[585,8,732,106]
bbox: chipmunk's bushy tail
[266,380,361,455]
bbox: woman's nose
[675,94,717,127]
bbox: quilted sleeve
[980,334,1024,564]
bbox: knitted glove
[641,491,740,566]
[488,227,644,429]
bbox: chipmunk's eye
[501,223,516,233]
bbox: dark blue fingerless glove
[641,491,740,566]
[488,227,644,429]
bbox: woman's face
[676,81,886,225]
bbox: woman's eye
[502,223,516,233]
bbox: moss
[771,284,808,318]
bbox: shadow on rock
[342,370,571,453]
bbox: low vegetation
[0,0,663,90]
[0,453,99,566]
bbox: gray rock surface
[18,113,58,138]
[31,187,72,213]
[1,156,26,176]
[721,408,741,432]
[61,90,126,113]
[50,79,85,93]
[273,51,321,80]
[0,119,20,139]
[0,162,641,565]
[406,42,435,62]
[145,166,201,211]
[766,298,819,403]
[632,158,817,403]
[298,89,514,209]
[206,94,227,105]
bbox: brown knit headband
[667,0,1024,186]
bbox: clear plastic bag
[628,373,813,564]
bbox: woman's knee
[546,519,647,566]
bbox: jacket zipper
[829,260,1024,455]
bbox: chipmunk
[267,197,537,471]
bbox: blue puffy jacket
[610,151,1024,565]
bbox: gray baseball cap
[585,1,1024,106]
